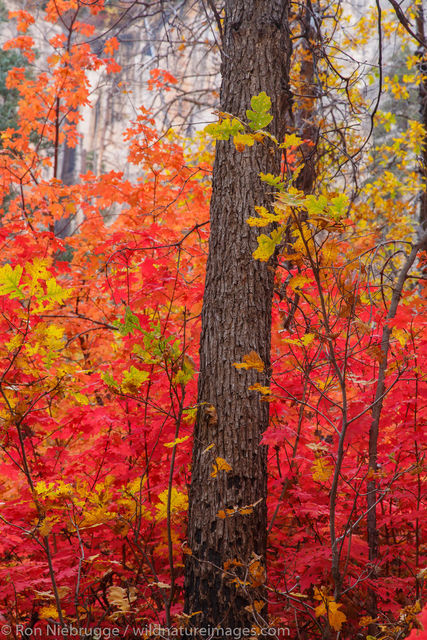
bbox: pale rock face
[1,0,220,185]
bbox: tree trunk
[416,3,427,249]
[185,0,292,629]
[294,0,319,194]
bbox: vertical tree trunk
[54,143,77,238]
[294,0,319,194]
[416,3,427,249]
[185,0,292,629]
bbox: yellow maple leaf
[314,588,347,631]
[121,366,149,394]
[288,274,310,291]
[39,605,59,620]
[327,601,347,631]
[311,457,333,482]
[249,558,266,587]
[39,519,52,537]
[244,600,266,614]
[164,435,190,448]
[107,586,137,612]
[280,133,302,149]
[211,457,232,478]
[233,351,265,372]
[155,488,188,521]
[27,257,50,283]
[247,205,281,227]
[248,382,271,395]
[233,132,255,151]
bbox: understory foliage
[0,1,425,639]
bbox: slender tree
[416,2,427,246]
[185,0,292,629]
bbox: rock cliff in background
[0,0,219,189]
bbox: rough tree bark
[416,2,427,249]
[185,0,292,629]
[294,0,319,194]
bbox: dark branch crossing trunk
[185,0,292,629]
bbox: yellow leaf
[233,132,255,150]
[0,263,24,299]
[107,586,137,612]
[73,392,90,406]
[280,133,302,149]
[39,605,59,620]
[211,457,232,478]
[327,601,347,631]
[301,333,315,346]
[314,588,347,631]
[288,274,310,291]
[39,520,52,537]
[252,228,283,262]
[392,328,408,347]
[281,333,315,347]
[244,600,266,614]
[248,382,271,395]
[164,435,190,448]
[233,351,265,372]
[121,366,149,393]
[249,558,266,587]
[311,457,333,482]
[155,488,188,521]
[247,206,281,228]
[315,600,327,617]
[27,258,50,282]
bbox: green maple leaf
[0,264,25,299]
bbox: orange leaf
[211,457,232,478]
[233,351,265,372]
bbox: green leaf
[246,92,273,131]
[304,195,329,216]
[253,228,283,262]
[247,112,273,130]
[44,278,72,305]
[122,366,149,392]
[329,194,349,219]
[119,306,142,336]
[0,264,24,299]
[259,173,285,188]
[102,372,119,388]
[173,355,195,386]
[250,91,271,114]
[204,118,244,141]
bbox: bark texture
[416,4,427,249]
[294,0,319,194]
[185,0,291,628]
